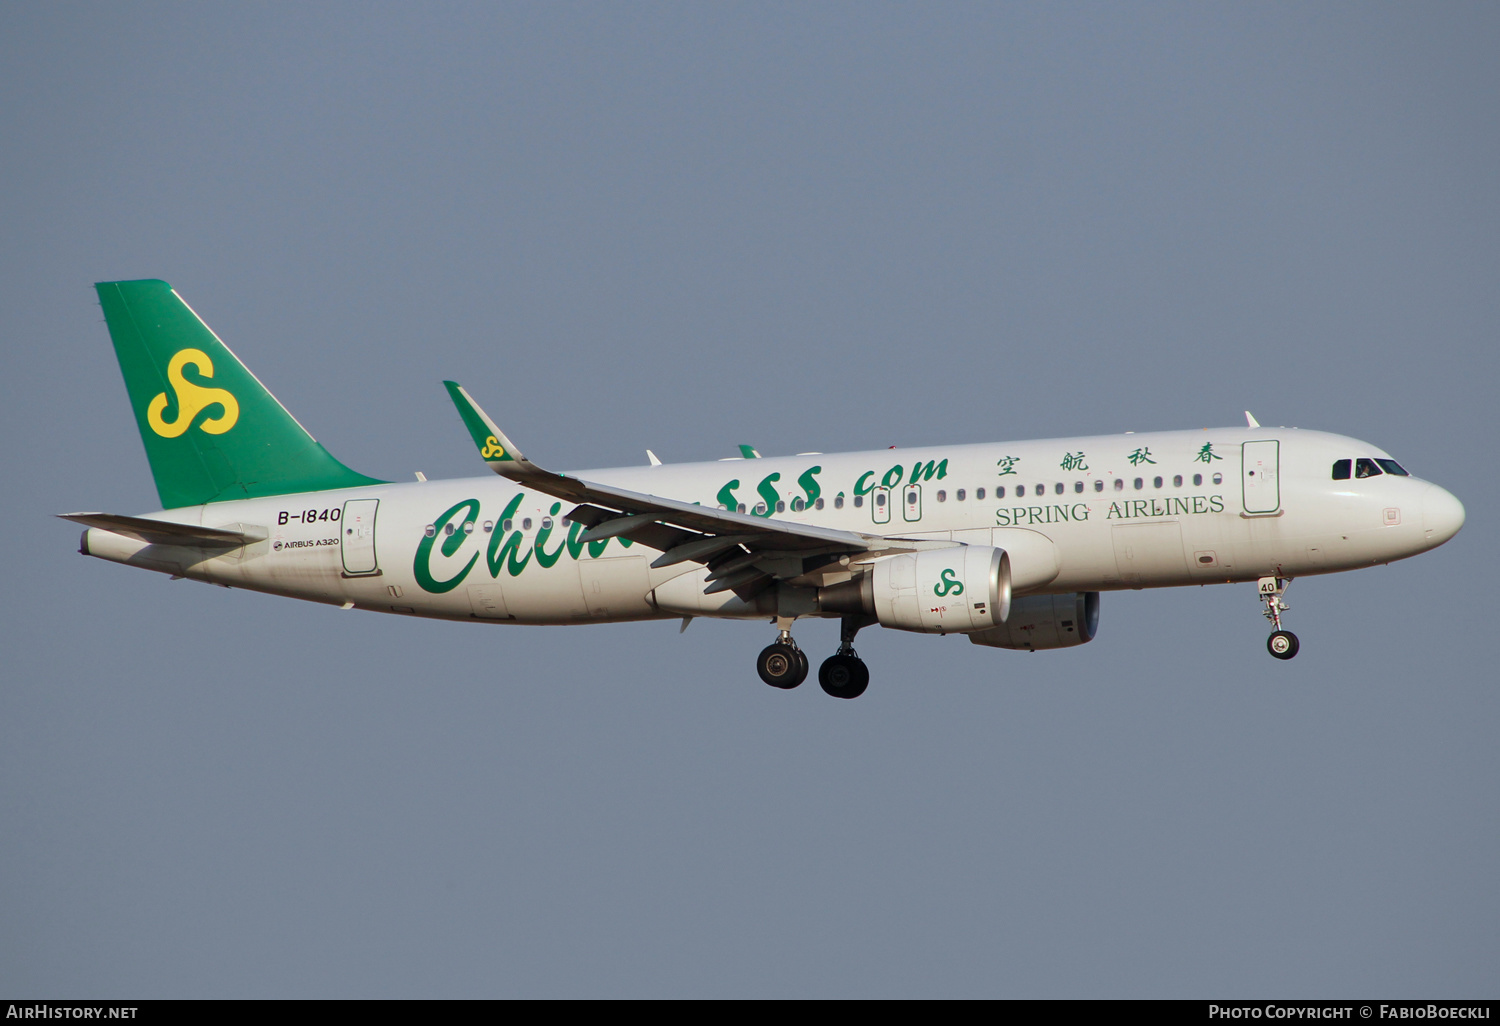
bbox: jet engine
[967,592,1099,651]
[820,546,1011,634]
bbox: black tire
[818,654,870,699]
[758,643,806,688]
[1267,630,1300,660]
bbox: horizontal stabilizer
[58,512,266,547]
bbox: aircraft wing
[443,381,954,594]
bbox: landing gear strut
[1259,576,1300,660]
[818,617,872,699]
[757,620,808,689]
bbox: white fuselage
[83,427,1465,628]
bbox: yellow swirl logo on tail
[147,348,240,438]
[480,436,507,459]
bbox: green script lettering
[415,498,481,593]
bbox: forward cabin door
[1241,441,1281,515]
[341,498,380,575]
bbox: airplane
[63,280,1467,699]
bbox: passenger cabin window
[1114,479,1124,491]
[1212,473,1223,485]
[775,500,786,513]
[1094,480,1104,492]
[1134,478,1144,490]
[1173,475,1182,487]
[956,488,966,501]
[522,518,532,530]
[853,495,863,508]
[875,493,886,507]
[1193,474,1202,486]
[831,496,841,509]
[977,488,987,500]
[1355,458,1382,479]
[936,490,947,502]
[816,498,826,510]
[1377,459,1409,476]
[1153,476,1163,488]
[1016,485,1026,497]
[1054,482,1064,495]
[1332,459,1352,480]
[791,498,804,512]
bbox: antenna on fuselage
[1244,411,1261,428]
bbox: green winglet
[738,444,761,459]
[443,381,522,467]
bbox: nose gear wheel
[1258,576,1300,660]
[1267,630,1299,659]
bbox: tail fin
[96,279,384,509]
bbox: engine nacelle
[968,592,1099,651]
[822,546,1011,634]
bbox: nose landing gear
[1259,576,1299,660]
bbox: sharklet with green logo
[443,380,526,468]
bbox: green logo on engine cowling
[934,568,964,597]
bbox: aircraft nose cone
[1422,483,1465,547]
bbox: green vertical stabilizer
[96,279,385,509]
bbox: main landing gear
[818,618,871,700]
[1259,576,1300,660]
[757,617,871,698]
[756,628,808,689]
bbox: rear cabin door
[1241,441,1281,514]
[341,498,380,575]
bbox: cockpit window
[1376,459,1409,477]
[1332,459,1351,480]
[1355,458,1383,479]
